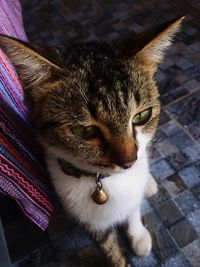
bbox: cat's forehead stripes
[99,85,107,96]
[134,90,141,105]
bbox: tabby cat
[0,17,183,267]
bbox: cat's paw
[145,175,158,198]
[130,228,152,256]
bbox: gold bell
[91,186,108,205]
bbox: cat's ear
[0,35,63,90]
[121,17,184,73]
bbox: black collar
[57,158,110,179]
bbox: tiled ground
[2,0,200,266]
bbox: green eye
[71,125,99,140]
[132,108,152,126]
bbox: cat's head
[0,17,184,174]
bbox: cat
[0,17,184,267]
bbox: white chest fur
[46,152,149,232]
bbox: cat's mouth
[93,159,137,173]
[94,153,138,172]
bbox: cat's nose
[109,135,138,169]
[114,155,137,169]
[120,160,136,169]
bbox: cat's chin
[91,164,131,175]
[93,163,120,172]
[92,157,144,174]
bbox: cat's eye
[71,125,99,140]
[132,108,152,126]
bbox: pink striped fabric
[0,0,54,230]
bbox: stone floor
[2,0,200,266]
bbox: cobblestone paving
[5,0,200,266]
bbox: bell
[91,186,108,205]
